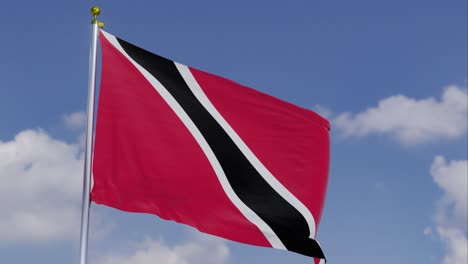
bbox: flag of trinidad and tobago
[92,30,330,264]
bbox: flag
[92,30,330,263]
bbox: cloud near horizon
[430,156,467,264]
[95,235,230,264]
[0,129,83,243]
[333,85,467,144]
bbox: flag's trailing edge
[92,30,330,263]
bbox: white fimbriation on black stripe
[175,63,318,239]
[101,30,325,260]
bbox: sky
[0,1,466,264]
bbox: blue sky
[0,1,466,264]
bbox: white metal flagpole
[79,6,103,264]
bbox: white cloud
[314,105,333,119]
[430,156,467,264]
[431,156,468,226]
[333,85,467,144]
[63,111,87,149]
[0,129,83,243]
[63,112,86,130]
[96,235,230,264]
[437,227,467,264]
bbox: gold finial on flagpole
[91,6,104,28]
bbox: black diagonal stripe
[116,37,325,260]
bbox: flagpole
[79,6,103,264]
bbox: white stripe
[319,259,326,264]
[175,63,318,239]
[100,30,286,250]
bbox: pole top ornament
[91,6,101,16]
[91,6,104,28]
